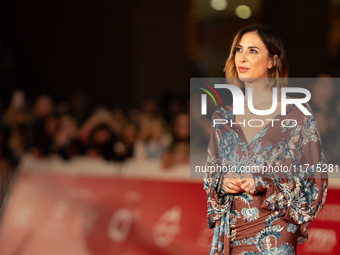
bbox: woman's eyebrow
[249,46,260,50]
[237,44,261,50]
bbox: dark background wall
[263,0,330,77]
[0,0,334,109]
[1,0,136,108]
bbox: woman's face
[235,32,274,81]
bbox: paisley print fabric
[204,104,328,255]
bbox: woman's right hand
[222,172,243,194]
[222,172,256,194]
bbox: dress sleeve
[203,111,233,229]
[253,112,328,243]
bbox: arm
[79,109,121,143]
[203,111,233,229]
[252,113,328,243]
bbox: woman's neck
[244,80,273,107]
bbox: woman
[204,24,328,255]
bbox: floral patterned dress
[204,104,328,255]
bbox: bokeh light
[210,0,228,11]
[235,5,252,19]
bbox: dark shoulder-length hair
[225,24,289,89]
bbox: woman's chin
[238,76,256,83]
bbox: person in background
[28,94,56,158]
[134,116,171,160]
[86,123,117,160]
[113,122,137,161]
[2,90,28,165]
[0,124,14,206]
[162,112,190,169]
[51,114,84,160]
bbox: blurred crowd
[0,90,191,178]
[1,75,340,180]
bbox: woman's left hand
[239,174,256,194]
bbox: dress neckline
[228,103,294,147]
